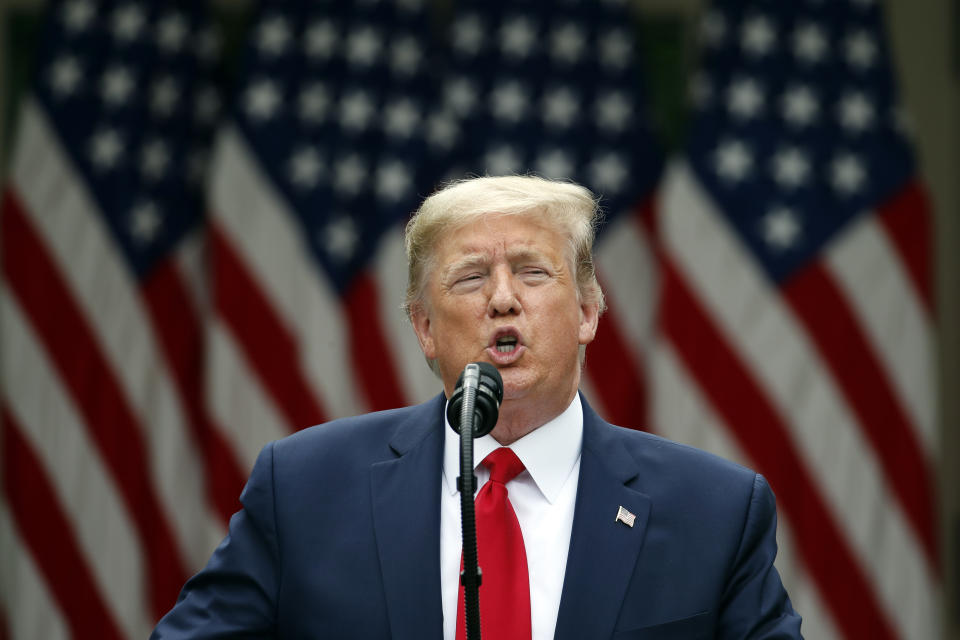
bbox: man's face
[410,212,599,439]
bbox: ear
[410,304,437,359]
[578,298,600,346]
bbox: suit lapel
[370,394,446,640]
[553,398,652,640]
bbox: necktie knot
[482,447,525,485]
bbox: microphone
[447,362,503,437]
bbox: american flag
[654,0,938,638]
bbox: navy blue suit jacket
[153,393,801,639]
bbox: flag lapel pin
[615,505,636,528]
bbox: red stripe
[1,189,188,620]
[211,222,326,430]
[2,408,125,640]
[141,259,247,525]
[659,254,898,640]
[783,261,939,570]
[874,180,934,314]
[344,271,407,410]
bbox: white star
[444,78,478,116]
[140,139,170,181]
[157,13,189,54]
[62,0,95,33]
[129,200,163,244]
[384,98,420,138]
[838,92,875,133]
[741,15,776,57]
[298,83,330,124]
[600,29,632,70]
[589,152,628,192]
[771,147,811,189]
[452,14,485,57]
[793,22,828,64]
[101,65,135,107]
[339,89,376,132]
[346,27,382,67]
[333,155,367,195]
[551,23,586,64]
[257,15,292,57]
[535,148,574,180]
[151,76,180,117]
[195,27,221,64]
[846,31,877,70]
[831,153,867,195]
[713,139,754,184]
[700,9,726,48]
[112,4,146,43]
[89,128,124,171]
[542,86,579,129]
[490,80,529,123]
[244,79,282,121]
[761,207,802,250]
[304,20,338,59]
[780,84,819,127]
[501,15,537,59]
[376,160,413,202]
[727,77,765,120]
[485,144,523,175]
[390,36,422,75]
[288,147,324,189]
[689,72,712,110]
[323,216,359,262]
[194,87,220,124]
[426,112,459,149]
[49,56,83,98]
[595,91,632,132]
[186,149,208,184]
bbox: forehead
[433,212,568,260]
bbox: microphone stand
[457,366,482,640]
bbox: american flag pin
[615,505,636,528]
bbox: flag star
[112,3,146,43]
[333,154,367,195]
[589,152,629,192]
[156,13,189,54]
[535,148,575,180]
[346,27,382,67]
[396,0,425,11]
[501,15,538,59]
[831,153,867,194]
[245,79,282,121]
[452,14,485,57]
[490,80,529,123]
[62,0,95,33]
[485,144,523,175]
[376,160,413,202]
[700,9,726,47]
[384,98,421,138]
[761,207,802,250]
[727,77,765,120]
[426,112,459,149]
[101,65,135,107]
[257,15,292,57]
[194,87,221,124]
[288,147,325,189]
[551,23,586,64]
[846,31,878,70]
[323,216,359,262]
[600,29,632,70]
[390,36,422,75]
[793,22,829,64]
[304,20,338,59]
[151,76,180,117]
[741,15,776,57]
[771,147,811,189]
[89,128,124,171]
[838,92,875,132]
[689,72,712,110]
[195,27,221,64]
[140,139,170,181]
[186,149,208,184]
[713,139,754,184]
[444,78,479,116]
[781,84,819,127]
[339,89,376,132]
[49,56,83,98]
[298,83,331,124]
[595,91,632,132]
[542,86,579,129]
[129,200,163,244]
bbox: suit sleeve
[150,442,281,639]
[718,473,803,639]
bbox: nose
[487,266,521,317]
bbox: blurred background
[0,0,956,638]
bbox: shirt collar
[442,393,583,504]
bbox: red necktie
[456,447,532,640]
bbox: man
[153,176,802,639]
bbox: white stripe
[11,100,222,569]
[173,228,209,319]
[0,503,70,640]
[209,126,363,420]
[0,292,150,640]
[826,214,937,456]
[660,160,938,640]
[372,226,443,405]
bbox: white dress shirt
[440,395,583,640]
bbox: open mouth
[495,334,519,353]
